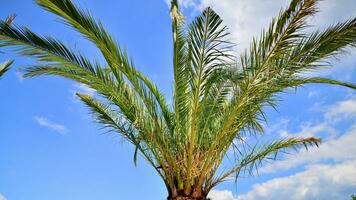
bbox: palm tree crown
[1,0,355,199]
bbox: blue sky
[0,0,355,200]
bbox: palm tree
[1,0,355,199]
[0,60,12,78]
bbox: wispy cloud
[325,97,356,120]
[34,116,68,135]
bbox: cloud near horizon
[210,158,356,200]
[236,159,356,200]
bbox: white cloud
[325,98,356,120]
[0,194,6,200]
[208,190,237,200]
[34,116,68,135]
[213,140,356,200]
[236,160,356,200]
[282,121,337,138]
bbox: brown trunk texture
[167,185,209,200]
[168,196,209,200]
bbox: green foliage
[0,0,355,198]
[352,194,356,200]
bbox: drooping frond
[288,77,356,89]
[208,137,321,190]
[75,93,164,174]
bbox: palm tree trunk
[167,190,210,200]
[168,197,209,200]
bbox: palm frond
[208,137,321,191]
[285,17,356,72]
[170,0,190,143]
[290,77,356,89]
